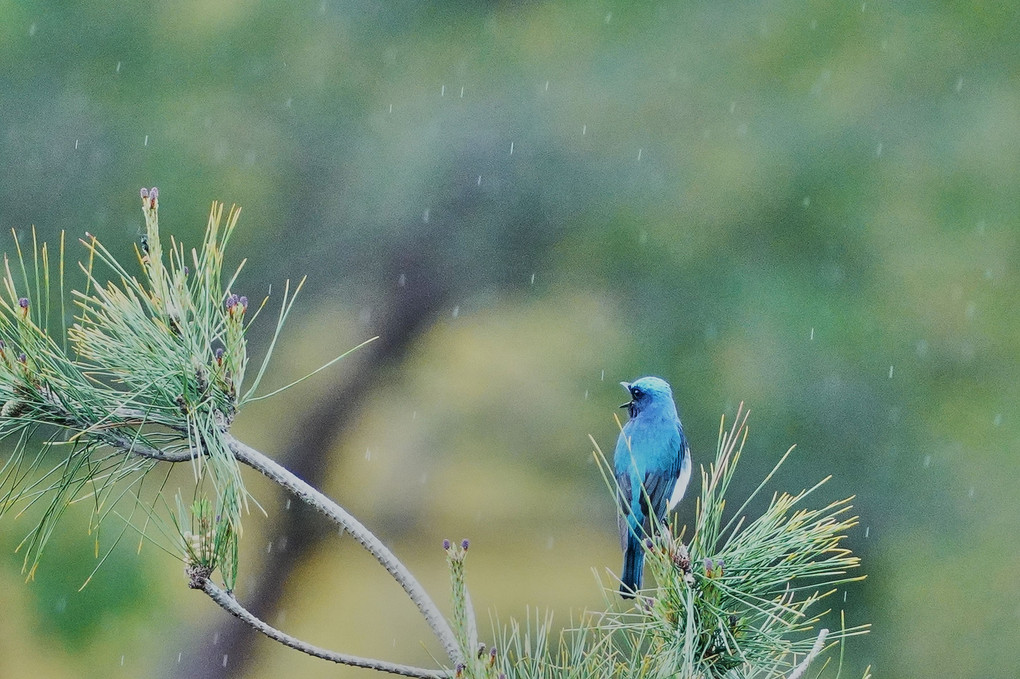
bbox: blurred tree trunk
[165,115,566,676]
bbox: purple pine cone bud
[442,539,451,551]
[225,294,238,309]
[140,187,149,199]
[644,537,653,549]
[461,538,470,550]
[215,347,224,360]
[18,298,29,309]
[0,339,5,349]
[705,559,714,571]
[238,295,248,308]
[149,187,158,200]
[17,353,26,363]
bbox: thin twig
[788,628,828,679]
[197,577,452,679]
[226,434,463,665]
[98,429,195,462]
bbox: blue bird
[613,376,691,598]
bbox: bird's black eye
[630,387,642,399]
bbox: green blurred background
[1,1,1017,677]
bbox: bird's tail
[620,533,644,599]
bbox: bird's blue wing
[614,420,689,545]
[638,422,688,533]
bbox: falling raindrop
[422,209,430,223]
[398,273,406,287]
[28,23,37,36]
[440,84,445,96]
[178,652,182,663]
[144,135,149,146]
[843,591,848,603]
[116,61,122,73]
[74,139,79,150]
[637,148,643,161]
[530,272,535,285]
[388,103,393,113]
[459,86,464,98]
[222,655,228,667]
[604,12,612,23]
[412,410,417,421]
[888,365,894,378]
[266,542,272,554]
[285,498,291,510]
[509,141,515,155]
[582,124,587,135]
[452,306,460,318]
[968,487,975,498]
[547,536,555,549]
[923,454,932,468]
[875,142,883,157]
[810,327,815,340]
[802,196,811,207]
[955,77,963,92]
[214,632,219,645]
[584,390,589,400]
[477,175,482,186]
[285,97,293,108]
[365,448,372,460]
[121,656,125,666]
[864,526,870,538]
[993,414,1002,426]
[600,370,605,381]
[544,80,549,91]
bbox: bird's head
[619,376,674,417]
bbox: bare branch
[226,434,463,665]
[197,577,452,679]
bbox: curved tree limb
[196,577,452,679]
[226,434,462,665]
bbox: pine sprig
[0,189,312,589]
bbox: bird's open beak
[619,381,632,408]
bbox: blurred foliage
[0,1,1017,678]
